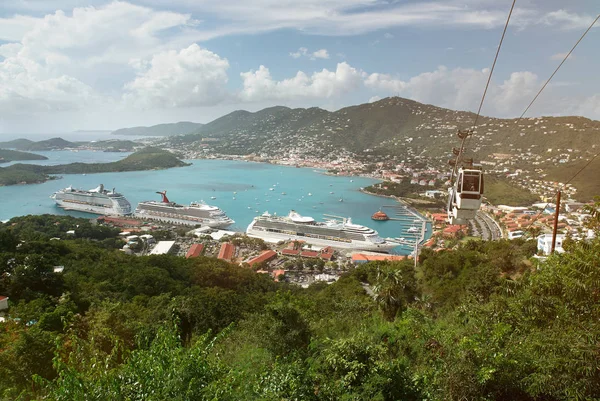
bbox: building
[0,296,8,311]
[352,254,407,264]
[537,234,565,255]
[272,269,286,282]
[247,250,277,267]
[186,243,205,258]
[218,242,235,261]
[149,240,176,255]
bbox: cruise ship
[246,211,399,252]
[134,191,234,228]
[51,184,132,215]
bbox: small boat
[308,193,312,196]
[350,179,354,182]
[233,191,237,194]
[330,191,334,194]
[232,197,236,200]
[269,188,274,191]
[372,210,389,221]
[407,226,419,233]
[339,197,344,202]
[281,192,287,195]
[211,196,217,200]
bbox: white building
[0,296,8,311]
[537,234,565,255]
[149,240,176,255]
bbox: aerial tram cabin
[447,166,484,225]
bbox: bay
[0,150,431,254]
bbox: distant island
[0,137,140,152]
[0,149,48,164]
[111,121,204,137]
[0,147,189,186]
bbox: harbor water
[0,150,431,254]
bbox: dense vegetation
[1,213,599,400]
[482,175,540,206]
[0,148,188,186]
[0,149,47,164]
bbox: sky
[0,0,598,135]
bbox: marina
[0,150,431,254]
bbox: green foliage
[0,148,47,163]
[2,214,600,400]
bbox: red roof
[186,244,204,258]
[282,249,300,256]
[320,253,333,261]
[0,295,7,301]
[300,250,319,258]
[247,250,277,266]
[272,269,285,282]
[321,246,333,255]
[218,243,235,261]
[351,254,406,262]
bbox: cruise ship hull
[54,199,125,216]
[246,222,398,253]
[133,211,233,228]
[51,185,132,216]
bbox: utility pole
[551,191,562,254]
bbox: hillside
[163,97,600,199]
[111,121,204,136]
[0,149,48,163]
[0,137,77,151]
[0,148,188,186]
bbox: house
[247,250,277,267]
[149,241,176,255]
[272,269,286,282]
[0,296,8,311]
[218,242,235,261]
[186,243,205,258]
[537,234,565,255]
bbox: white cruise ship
[246,210,399,252]
[51,184,132,215]
[135,191,234,228]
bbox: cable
[515,14,600,127]
[472,0,517,130]
[460,0,516,163]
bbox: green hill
[0,137,77,151]
[0,139,34,149]
[111,121,204,136]
[0,149,48,163]
[0,148,188,186]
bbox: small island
[0,147,189,186]
[0,149,48,164]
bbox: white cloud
[290,47,308,59]
[368,95,382,103]
[123,44,229,108]
[550,52,573,61]
[311,49,330,59]
[239,62,364,102]
[364,66,545,117]
[289,47,330,60]
[541,10,598,30]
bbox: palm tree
[372,267,407,321]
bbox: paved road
[477,211,502,240]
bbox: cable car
[447,167,484,225]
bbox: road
[472,211,502,241]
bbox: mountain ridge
[111,121,204,137]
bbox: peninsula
[0,147,189,186]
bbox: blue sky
[0,0,598,134]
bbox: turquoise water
[0,151,431,254]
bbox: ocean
[0,150,431,254]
